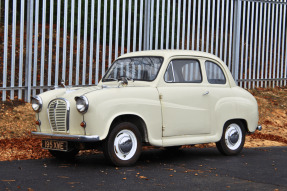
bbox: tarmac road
[1,147,287,191]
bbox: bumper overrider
[32,132,100,142]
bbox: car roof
[118,50,223,62]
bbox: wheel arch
[109,114,149,143]
[223,118,248,133]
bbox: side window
[164,59,202,83]
[205,61,226,84]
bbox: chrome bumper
[32,132,100,142]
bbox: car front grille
[47,98,70,133]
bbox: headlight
[75,96,89,114]
[31,96,42,112]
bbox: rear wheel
[216,120,246,156]
[103,122,142,166]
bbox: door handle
[203,91,209,96]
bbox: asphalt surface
[1,147,287,191]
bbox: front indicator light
[35,120,41,126]
[80,121,86,128]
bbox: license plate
[42,140,68,151]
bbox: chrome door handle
[203,91,209,96]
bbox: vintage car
[31,50,261,166]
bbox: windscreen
[102,57,163,82]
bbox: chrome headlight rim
[31,95,43,113]
[75,96,89,114]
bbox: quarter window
[205,61,226,84]
[164,59,202,83]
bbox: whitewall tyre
[216,120,246,156]
[103,122,142,166]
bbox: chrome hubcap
[118,135,133,153]
[229,132,239,144]
[114,130,137,160]
[225,123,242,150]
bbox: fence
[0,0,287,102]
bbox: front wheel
[216,120,246,156]
[103,122,142,166]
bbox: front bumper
[32,132,100,142]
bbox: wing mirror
[118,77,128,87]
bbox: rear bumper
[31,132,100,142]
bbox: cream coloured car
[31,50,261,166]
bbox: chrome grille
[48,98,69,132]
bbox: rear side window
[205,61,226,84]
[164,59,202,83]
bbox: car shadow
[138,147,224,164]
[45,147,228,168]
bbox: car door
[204,60,234,134]
[157,58,211,137]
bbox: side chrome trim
[32,132,100,142]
